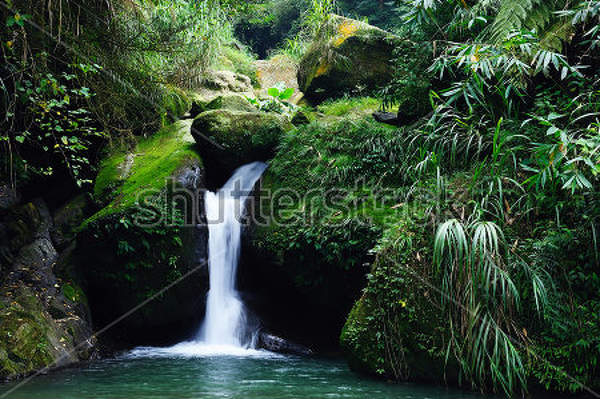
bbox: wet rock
[4,200,51,253]
[257,332,313,356]
[372,111,399,126]
[51,194,92,250]
[0,199,96,381]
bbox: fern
[487,0,572,50]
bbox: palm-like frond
[487,0,572,50]
[434,218,548,394]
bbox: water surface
[1,348,487,399]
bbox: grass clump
[218,47,259,87]
[317,97,383,117]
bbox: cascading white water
[198,161,267,348]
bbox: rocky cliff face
[0,195,96,381]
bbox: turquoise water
[1,348,486,399]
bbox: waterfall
[198,162,267,348]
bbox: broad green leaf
[268,87,280,97]
[279,87,295,100]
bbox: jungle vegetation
[1,0,600,397]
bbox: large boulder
[298,15,401,103]
[76,120,208,346]
[189,93,256,118]
[191,109,291,185]
[189,70,255,116]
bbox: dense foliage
[3,0,600,396]
[1,0,251,193]
[340,0,600,396]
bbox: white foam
[125,342,283,359]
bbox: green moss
[340,209,452,382]
[87,120,201,225]
[269,117,406,190]
[253,115,456,381]
[250,117,416,326]
[93,152,128,200]
[191,94,256,116]
[0,287,56,379]
[62,283,85,304]
[317,96,387,118]
[160,85,191,125]
[340,296,382,375]
[191,109,291,175]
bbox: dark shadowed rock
[0,199,96,381]
[0,185,20,210]
[51,194,92,250]
[291,111,311,126]
[257,332,313,356]
[372,111,399,126]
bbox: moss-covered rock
[340,213,456,383]
[189,93,256,118]
[191,109,292,182]
[189,70,255,112]
[77,120,208,345]
[298,15,402,103]
[76,213,209,345]
[51,194,92,250]
[0,200,95,381]
[244,118,408,346]
[90,120,202,220]
[160,85,192,125]
[0,284,93,381]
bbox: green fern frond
[539,18,575,50]
[487,0,571,50]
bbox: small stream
[1,354,488,399]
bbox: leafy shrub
[247,82,297,116]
